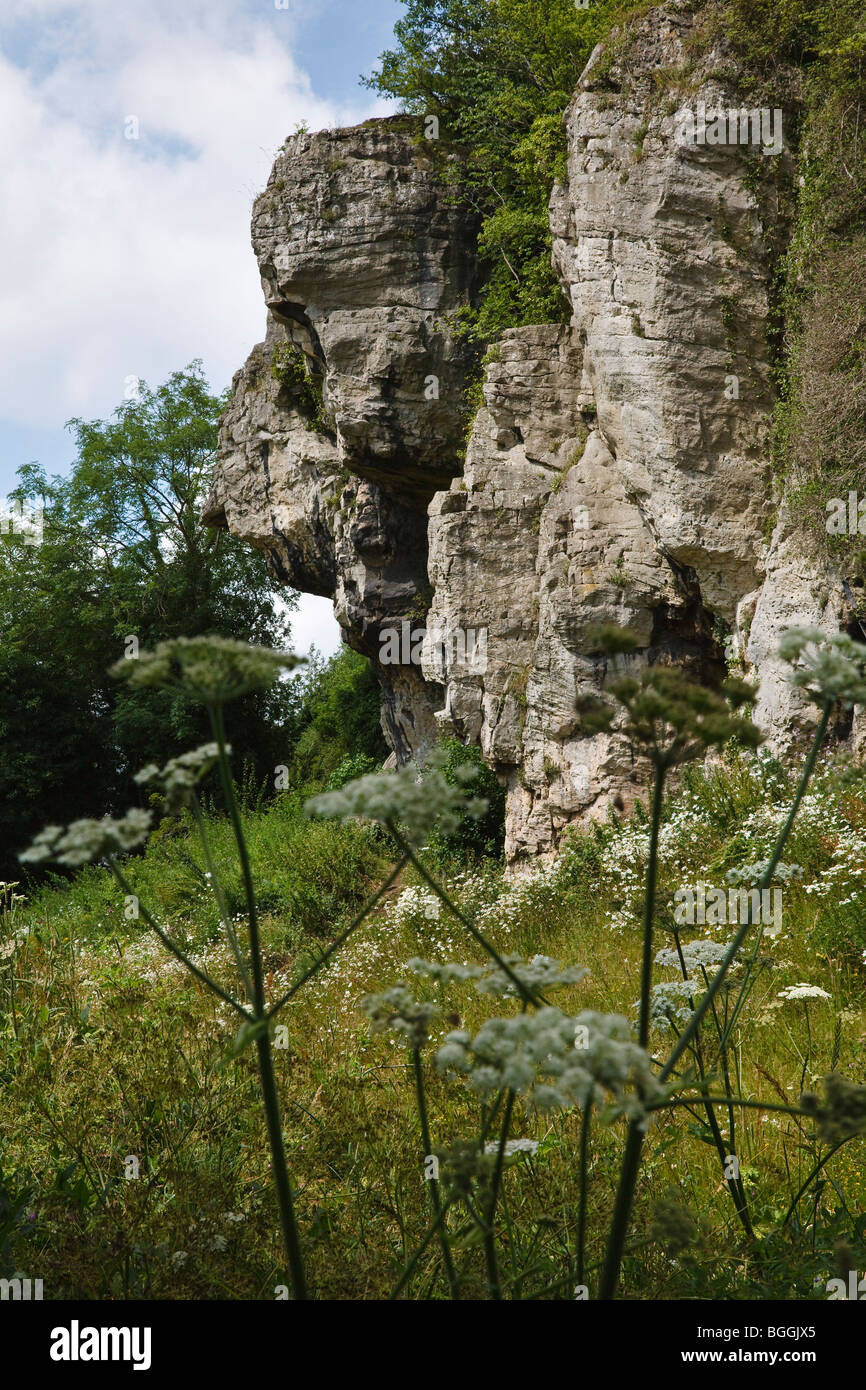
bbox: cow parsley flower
[578,633,762,766]
[134,743,225,814]
[778,627,866,708]
[650,1189,700,1256]
[655,939,730,972]
[359,984,437,1049]
[645,979,700,1027]
[435,1006,663,1121]
[307,751,487,844]
[800,1073,866,1144]
[483,1138,539,1159]
[406,959,487,985]
[20,809,153,866]
[112,636,299,704]
[407,954,588,997]
[725,861,802,886]
[778,983,832,1002]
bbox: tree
[365,0,618,339]
[0,364,296,876]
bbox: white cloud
[0,0,389,426]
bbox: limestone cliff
[204,3,855,861]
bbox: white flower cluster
[435,1006,662,1119]
[654,938,731,972]
[778,627,866,708]
[483,1138,539,1159]
[725,861,802,886]
[21,809,152,867]
[134,743,226,815]
[359,984,437,1048]
[408,954,589,997]
[646,979,699,1026]
[777,983,832,1002]
[391,886,441,926]
[112,636,299,703]
[306,753,486,844]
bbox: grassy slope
[2,750,865,1299]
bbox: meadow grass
[3,743,866,1300]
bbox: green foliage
[425,737,506,863]
[720,1,866,559]
[271,341,333,434]
[284,646,388,791]
[0,364,296,879]
[365,0,626,341]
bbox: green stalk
[598,756,666,1299]
[484,1089,515,1300]
[638,761,666,1047]
[576,1103,592,1287]
[388,1201,455,1300]
[597,1118,644,1300]
[660,703,831,1085]
[191,794,254,1001]
[256,1031,308,1300]
[209,704,265,1011]
[412,1047,459,1299]
[781,1139,849,1228]
[209,701,308,1300]
[387,825,545,1007]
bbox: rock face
[205,7,852,861]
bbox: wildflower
[483,1138,539,1160]
[407,954,588,997]
[20,809,152,866]
[475,955,589,997]
[578,629,762,767]
[645,979,700,1027]
[655,939,730,972]
[778,627,866,708]
[111,636,299,704]
[306,750,487,844]
[407,959,487,985]
[800,1073,866,1144]
[134,743,225,814]
[431,1141,497,1197]
[359,984,437,1048]
[778,983,832,1002]
[725,861,802,886]
[435,1007,663,1120]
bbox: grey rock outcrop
[205,7,853,861]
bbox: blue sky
[0,0,403,654]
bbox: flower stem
[576,1104,592,1286]
[412,1047,459,1299]
[484,1089,515,1300]
[660,702,831,1085]
[638,761,666,1047]
[256,1030,308,1300]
